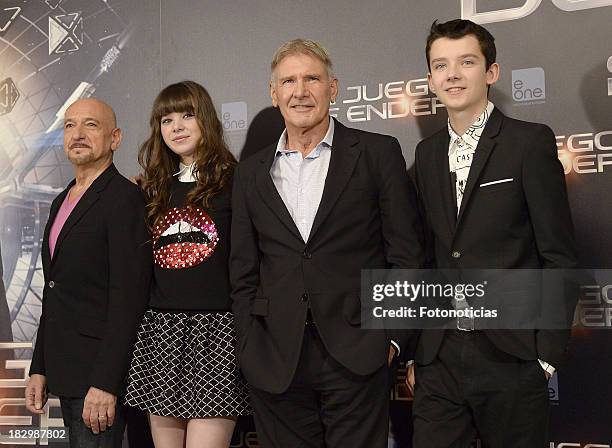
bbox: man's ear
[330,77,339,103]
[110,127,122,152]
[270,80,279,108]
[486,62,500,87]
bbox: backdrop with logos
[0,0,610,446]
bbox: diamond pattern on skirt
[125,310,251,418]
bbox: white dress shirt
[270,118,334,243]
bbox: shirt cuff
[390,340,400,357]
[538,359,556,376]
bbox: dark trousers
[125,406,154,448]
[413,330,550,448]
[59,397,126,448]
[249,324,390,448]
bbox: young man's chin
[445,98,480,115]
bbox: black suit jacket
[414,108,578,368]
[231,119,424,393]
[30,164,151,397]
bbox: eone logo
[512,68,545,103]
[221,102,248,132]
[462,0,612,24]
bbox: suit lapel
[455,108,503,228]
[51,164,118,264]
[255,145,303,242]
[43,184,72,272]
[433,131,456,235]
[308,120,360,243]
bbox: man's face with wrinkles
[63,99,121,167]
[270,53,337,135]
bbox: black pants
[59,397,126,448]
[413,330,550,448]
[249,324,389,448]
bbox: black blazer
[231,119,424,393]
[30,164,151,397]
[414,108,578,367]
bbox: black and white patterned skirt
[124,309,251,418]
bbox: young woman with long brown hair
[124,81,250,447]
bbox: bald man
[26,99,151,447]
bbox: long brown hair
[138,81,236,229]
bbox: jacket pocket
[77,317,106,339]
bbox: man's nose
[447,63,461,81]
[293,79,308,98]
[72,124,86,139]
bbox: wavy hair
[138,81,236,229]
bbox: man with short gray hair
[231,39,424,447]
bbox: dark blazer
[414,107,578,368]
[30,164,151,397]
[231,119,424,393]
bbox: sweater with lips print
[149,178,231,311]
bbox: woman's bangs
[154,86,195,120]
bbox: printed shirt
[448,101,495,214]
[149,162,231,311]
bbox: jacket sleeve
[377,137,426,356]
[229,164,260,349]
[522,124,579,367]
[29,307,46,376]
[29,212,56,377]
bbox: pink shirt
[49,187,86,259]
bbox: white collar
[448,101,495,153]
[173,162,197,182]
[275,116,335,156]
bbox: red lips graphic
[153,206,218,269]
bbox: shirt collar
[173,161,197,182]
[448,101,495,153]
[275,116,335,159]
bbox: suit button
[48,280,55,288]
[302,251,312,259]
[300,293,309,302]
[451,251,461,259]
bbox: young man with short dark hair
[409,19,578,447]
